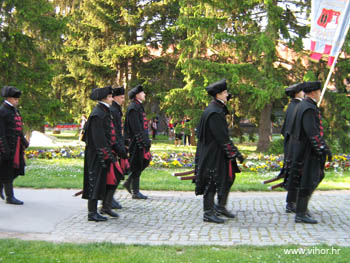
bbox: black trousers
[88,184,118,212]
[1,179,15,198]
[296,188,314,215]
[286,189,297,203]
[203,182,216,213]
[124,170,142,194]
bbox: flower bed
[150,152,195,168]
[25,147,85,159]
[25,148,350,173]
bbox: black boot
[4,183,23,205]
[203,191,224,223]
[0,183,4,200]
[100,189,119,218]
[123,176,132,194]
[111,198,122,209]
[204,210,225,223]
[286,202,296,213]
[286,189,297,213]
[295,194,317,224]
[132,176,147,199]
[88,199,108,222]
[214,205,235,218]
[215,192,235,218]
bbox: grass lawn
[0,239,348,263]
[17,134,350,191]
[15,158,350,191]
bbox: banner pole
[318,21,350,107]
[317,53,340,107]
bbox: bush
[267,138,284,154]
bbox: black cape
[194,100,240,196]
[281,98,302,175]
[0,102,28,183]
[82,103,123,200]
[124,100,151,172]
[286,97,326,190]
[110,101,127,158]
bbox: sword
[178,175,196,180]
[172,169,195,177]
[268,182,284,190]
[262,174,285,185]
[73,190,83,197]
[262,167,285,185]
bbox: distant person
[168,117,174,140]
[174,121,183,147]
[78,115,87,141]
[151,116,158,140]
[0,86,29,205]
[182,116,191,146]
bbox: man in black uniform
[110,86,129,209]
[195,79,244,224]
[123,85,151,199]
[287,81,332,224]
[281,83,304,214]
[82,86,125,221]
[0,86,29,205]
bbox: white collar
[217,98,226,105]
[308,96,317,103]
[136,99,142,104]
[5,100,14,107]
[295,98,303,101]
[98,101,110,108]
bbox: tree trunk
[190,128,196,146]
[257,103,272,152]
[40,125,45,133]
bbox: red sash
[13,113,23,169]
[228,160,233,181]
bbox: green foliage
[53,0,184,121]
[303,71,317,82]
[0,0,69,130]
[170,0,310,151]
[323,92,350,152]
[1,0,349,149]
[266,137,284,154]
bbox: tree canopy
[1,0,350,152]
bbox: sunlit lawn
[0,239,349,263]
[16,157,350,191]
[17,134,350,190]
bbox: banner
[310,0,350,66]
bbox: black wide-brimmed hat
[206,79,227,97]
[1,86,22,98]
[285,83,304,98]
[112,86,125,97]
[302,81,321,93]
[128,84,143,99]
[90,86,113,101]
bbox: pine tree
[0,0,67,131]
[172,0,309,151]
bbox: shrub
[267,138,284,155]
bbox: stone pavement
[0,189,350,246]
